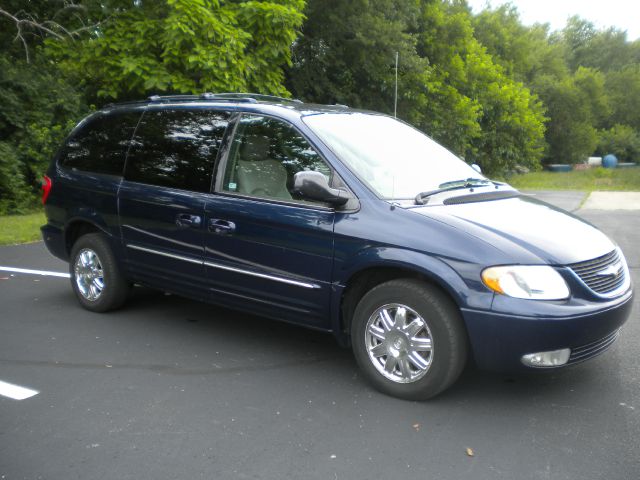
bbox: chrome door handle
[208,219,236,234]
[176,214,202,228]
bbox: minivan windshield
[303,113,486,200]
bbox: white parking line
[0,266,70,278]
[0,380,39,400]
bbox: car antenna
[390,174,397,209]
[394,51,399,118]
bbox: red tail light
[42,175,52,205]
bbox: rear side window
[60,111,142,176]
[125,109,230,193]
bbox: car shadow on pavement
[118,286,612,406]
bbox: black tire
[69,233,130,312]
[351,279,467,400]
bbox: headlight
[481,265,570,300]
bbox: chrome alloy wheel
[364,303,434,383]
[74,248,105,301]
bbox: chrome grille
[568,329,620,364]
[568,249,627,295]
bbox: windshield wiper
[438,177,492,189]
[414,178,500,205]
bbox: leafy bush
[0,54,87,214]
[596,124,640,163]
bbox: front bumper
[461,289,634,372]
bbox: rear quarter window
[59,111,142,176]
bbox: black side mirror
[293,171,350,206]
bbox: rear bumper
[462,290,634,372]
[41,224,68,261]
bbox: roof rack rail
[208,92,303,104]
[147,94,257,104]
[146,92,303,104]
[104,99,149,108]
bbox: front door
[203,114,339,328]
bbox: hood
[410,195,615,265]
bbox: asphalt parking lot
[1,193,638,480]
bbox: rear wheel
[351,279,467,400]
[69,233,129,312]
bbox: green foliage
[530,67,608,166]
[472,4,568,83]
[0,54,86,214]
[288,0,546,175]
[464,6,559,84]
[606,65,640,130]
[46,0,306,100]
[288,1,428,113]
[0,142,29,214]
[532,70,603,165]
[473,7,640,166]
[0,0,77,59]
[562,17,640,73]
[416,1,546,174]
[596,125,640,163]
[413,0,483,155]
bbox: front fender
[330,246,494,344]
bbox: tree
[562,16,638,73]
[532,71,602,164]
[287,0,486,155]
[606,65,640,130]
[416,1,546,173]
[0,54,86,213]
[472,4,568,83]
[0,1,97,62]
[473,8,640,165]
[0,1,98,213]
[288,0,546,175]
[47,0,306,100]
[288,1,430,114]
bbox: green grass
[0,211,46,245]
[508,167,640,191]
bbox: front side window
[222,115,333,203]
[60,111,142,176]
[125,109,230,192]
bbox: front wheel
[69,233,130,312]
[351,279,467,400]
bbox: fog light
[521,349,570,367]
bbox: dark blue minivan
[41,93,634,399]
